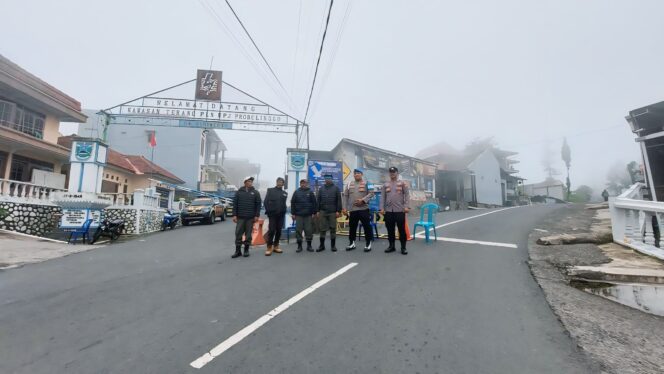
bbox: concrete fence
[610,182,664,260]
[0,178,65,203]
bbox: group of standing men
[231,167,410,258]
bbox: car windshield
[190,199,213,206]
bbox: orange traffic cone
[251,218,266,246]
[404,216,413,241]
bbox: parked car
[181,197,226,225]
[224,203,234,217]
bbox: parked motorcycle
[162,210,180,231]
[90,219,125,244]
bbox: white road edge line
[414,206,522,237]
[189,262,359,369]
[432,237,518,248]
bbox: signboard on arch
[195,69,222,101]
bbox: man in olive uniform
[316,174,342,252]
[380,167,410,255]
[232,176,262,258]
[263,177,288,256]
[291,179,318,252]
[343,168,375,252]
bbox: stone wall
[103,208,138,234]
[102,207,164,235]
[139,209,165,234]
[0,201,61,237]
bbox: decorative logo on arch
[196,69,222,101]
[75,142,93,160]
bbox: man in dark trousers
[342,168,375,252]
[380,167,410,255]
[291,179,318,252]
[263,177,288,256]
[316,173,342,252]
[232,176,262,258]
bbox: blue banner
[307,160,344,191]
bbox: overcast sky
[3,0,662,194]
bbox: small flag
[149,131,157,147]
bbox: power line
[223,0,297,111]
[198,0,284,107]
[303,0,334,124]
[309,0,353,118]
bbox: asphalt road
[0,205,597,373]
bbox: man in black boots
[232,176,262,258]
[263,177,288,256]
[342,168,375,252]
[291,179,318,252]
[316,174,342,252]
[380,167,410,255]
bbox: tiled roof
[124,155,184,184]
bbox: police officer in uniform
[342,168,374,251]
[380,167,410,255]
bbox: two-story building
[0,54,87,190]
[78,110,228,193]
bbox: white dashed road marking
[190,262,359,369]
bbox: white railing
[102,193,134,206]
[132,189,161,209]
[0,178,65,203]
[610,182,664,260]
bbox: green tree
[569,185,593,203]
[561,137,571,200]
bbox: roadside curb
[0,229,68,243]
[527,205,664,374]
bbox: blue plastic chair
[358,210,379,241]
[413,203,439,242]
[68,219,93,245]
[284,220,297,243]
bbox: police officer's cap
[389,167,399,173]
[353,168,363,174]
[244,176,255,182]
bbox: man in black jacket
[263,177,288,256]
[316,174,342,252]
[290,179,318,252]
[232,176,262,258]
